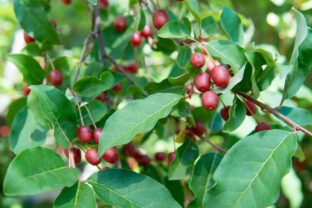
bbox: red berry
[64,148,81,164]
[102,148,119,164]
[50,19,57,29]
[114,17,127,32]
[126,63,138,74]
[138,155,151,167]
[123,143,138,157]
[61,0,71,5]
[191,121,206,136]
[190,53,205,69]
[93,128,103,144]
[23,31,35,44]
[211,65,230,88]
[152,10,169,30]
[85,148,101,165]
[184,128,194,138]
[245,100,257,116]
[77,126,92,143]
[140,24,153,38]
[0,125,10,138]
[98,0,109,9]
[168,152,176,166]
[130,32,142,47]
[95,92,106,102]
[255,122,271,132]
[112,82,122,93]
[221,106,230,121]
[48,70,63,87]
[154,152,166,162]
[102,166,110,170]
[201,91,219,111]
[23,84,31,96]
[207,60,220,72]
[194,72,211,92]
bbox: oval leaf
[158,21,191,39]
[223,97,246,132]
[177,45,192,68]
[278,106,312,127]
[221,7,244,45]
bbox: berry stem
[94,5,107,67]
[219,96,227,108]
[71,90,85,126]
[155,0,160,9]
[83,105,97,129]
[46,53,56,71]
[239,96,260,125]
[199,135,227,153]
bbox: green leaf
[8,54,45,85]
[188,153,223,208]
[127,85,143,99]
[78,100,107,126]
[158,21,191,39]
[144,79,186,95]
[54,182,96,208]
[28,85,77,148]
[206,40,247,73]
[73,71,114,98]
[3,147,78,196]
[278,106,312,127]
[168,138,199,180]
[221,7,244,45]
[194,16,218,38]
[6,97,27,126]
[177,45,192,68]
[205,130,297,207]
[10,107,47,154]
[138,8,146,31]
[223,97,246,132]
[87,0,97,5]
[21,43,42,56]
[281,169,303,208]
[13,0,60,44]
[129,0,139,7]
[98,93,182,156]
[164,179,185,206]
[184,0,200,26]
[87,169,182,208]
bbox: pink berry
[77,126,92,143]
[114,17,127,32]
[152,10,169,30]
[23,84,31,96]
[48,70,63,87]
[85,148,101,165]
[211,65,230,88]
[140,24,153,38]
[194,72,211,92]
[190,53,205,69]
[102,148,119,164]
[201,91,219,111]
[92,128,103,144]
[255,122,271,132]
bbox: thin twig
[94,5,106,66]
[235,91,312,137]
[83,105,97,129]
[71,90,84,126]
[239,96,260,125]
[199,135,227,153]
[105,92,111,112]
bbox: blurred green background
[1,0,312,207]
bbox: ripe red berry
[221,106,230,121]
[95,92,106,102]
[102,148,119,164]
[154,152,166,162]
[50,19,57,29]
[184,128,194,139]
[245,100,257,116]
[168,152,176,166]
[190,53,205,69]
[0,125,10,138]
[48,70,63,87]
[211,65,230,88]
[114,17,127,32]
[112,82,122,93]
[126,63,138,74]
[92,128,103,144]
[255,122,272,132]
[23,31,35,44]
[140,24,153,38]
[191,121,206,136]
[64,148,81,164]
[194,72,211,92]
[123,143,138,157]
[207,60,220,72]
[85,148,101,165]
[98,0,109,9]
[61,0,71,5]
[201,91,219,111]
[138,155,151,167]
[23,84,31,96]
[152,10,169,30]
[130,32,142,47]
[77,126,92,143]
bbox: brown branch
[199,135,227,153]
[235,91,312,137]
[94,5,106,66]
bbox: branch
[94,5,106,66]
[235,91,312,137]
[199,135,227,153]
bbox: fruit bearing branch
[235,91,312,137]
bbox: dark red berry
[138,155,151,167]
[255,122,271,132]
[64,148,81,164]
[23,31,35,44]
[221,106,230,121]
[92,128,103,144]
[154,152,166,162]
[112,82,122,93]
[123,144,138,157]
[102,148,119,164]
[77,126,92,143]
[50,19,57,29]
[201,91,219,111]
[61,0,71,5]
[191,121,206,136]
[126,63,138,74]
[245,100,257,116]
[140,24,153,38]
[211,65,230,88]
[168,152,176,166]
[95,92,106,102]
[102,166,110,170]
[98,0,109,9]
[114,17,127,32]
[152,10,169,30]
[85,148,101,165]
[130,32,142,47]
[23,84,31,96]
[190,53,205,69]
[48,70,63,87]
[194,72,211,92]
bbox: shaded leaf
[278,106,312,127]
[223,97,246,132]
[221,7,244,44]
[138,8,146,31]
[177,45,192,68]
[158,21,191,39]
[184,0,200,26]
[6,97,27,126]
